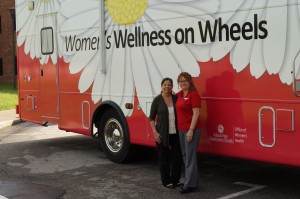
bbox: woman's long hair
[177,72,196,91]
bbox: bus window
[41,27,54,55]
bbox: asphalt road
[0,122,300,199]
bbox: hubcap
[104,118,123,153]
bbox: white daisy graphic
[210,0,300,84]
[16,0,300,118]
[16,0,65,65]
[59,0,220,116]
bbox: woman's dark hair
[177,72,196,91]
[161,77,173,86]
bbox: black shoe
[180,187,196,194]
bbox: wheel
[98,108,131,163]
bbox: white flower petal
[61,0,99,18]
[78,52,100,93]
[161,0,194,2]
[104,25,115,63]
[217,0,244,17]
[36,2,46,17]
[18,10,35,39]
[187,44,211,62]
[110,29,126,105]
[60,9,99,35]
[140,45,162,96]
[168,41,200,77]
[142,22,181,92]
[263,1,287,75]
[131,45,154,116]
[295,53,300,79]
[16,0,26,7]
[299,1,300,20]
[30,34,36,60]
[211,0,256,61]
[102,32,118,103]
[40,54,47,65]
[250,40,266,79]
[24,36,32,55]
[102,51,113,102]
[16,0,63,65]
[279,3,300,84]
[50,53,58,65]
[187,0,219,14]
[148,44,181,92]
[231,39,253,73]
[67,31,99,74]
[145,8,213,45]
[16,2,30,32]
[17,34,26,47]
[92,69,106,103]
[150,2,218,18]
[120,46,134,116]
[231,0,267,72]
[92,31,112,103]
[69,50,97,74]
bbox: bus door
[38,14,59,118]
[258,106,276,147]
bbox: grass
[0,82,18,111]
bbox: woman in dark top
[149,77,183,189]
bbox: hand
[186,130,193,143]
[154,131,162,144]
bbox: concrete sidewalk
[0,109,22,129]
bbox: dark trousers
[156,134,182,186]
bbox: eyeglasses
[178,80,188,84]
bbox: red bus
[16,0,300,165]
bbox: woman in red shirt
[175,72,201,194]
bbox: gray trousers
[179,128,201,188]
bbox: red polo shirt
[176,90,201,131]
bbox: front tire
[98,108,131,163]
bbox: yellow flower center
[106,0,148,25]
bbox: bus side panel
[196,56,300,166]
[127,96,155,147]
[17,44,43,124]
[18,90,41,124]
[200,100,299,166]
[56,59,94,135]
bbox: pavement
[0,109,22,129]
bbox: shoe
[165,183,174,189]
[175,182,184,188]
[180,187,196,194]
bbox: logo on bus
[218,124,224,134]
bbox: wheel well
[91,101,127,138]
[92,101,135,163]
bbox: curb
[0,119,23,129]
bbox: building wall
[0,0,15,83]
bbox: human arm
[186,108,200,142]
[186,92,201,142]
[149,97,162,144]
[150,120,162,144]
